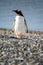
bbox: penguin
[12,9,28,38]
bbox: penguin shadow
[9,35,36,41]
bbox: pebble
[0,34,43,65]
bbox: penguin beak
[12,10,18,12]
[12,10,16,12]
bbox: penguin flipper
[24,18,28,33]
[12,21,15,31]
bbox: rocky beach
[0,28,43,65]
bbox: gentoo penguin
[12,9,28,38]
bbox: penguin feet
[16,34,25,38]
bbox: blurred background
[0,0,43,31]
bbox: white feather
[13,15,27,34]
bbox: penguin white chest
[14,16,26,35]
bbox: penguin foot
[16,34,25,38]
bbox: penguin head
[12,9,24,17]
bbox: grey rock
[0,34,43,65]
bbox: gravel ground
[0,34,43,65]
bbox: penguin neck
[16,14,22,17]
[16,15,23,19]
[15,15,24,22]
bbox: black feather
[12,10,24,16]
[24,18,28,33]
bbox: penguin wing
[12,21,15,30]
[24,18,28,33]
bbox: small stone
[2,52,5,55]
